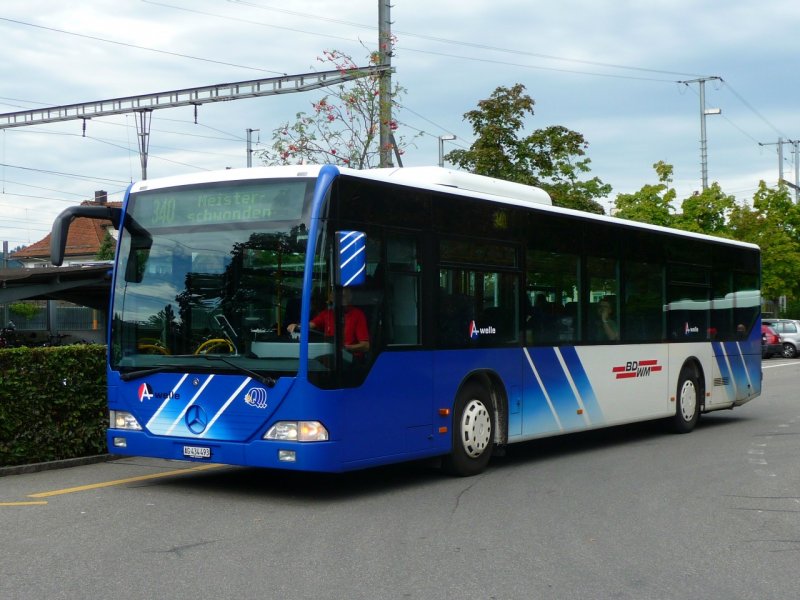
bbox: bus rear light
[264,421,329,442]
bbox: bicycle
[0,321,17,348]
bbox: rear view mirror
[50,205,121,266]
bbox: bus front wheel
[442,382,494,476]
[672,367,700,433]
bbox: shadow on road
[135,410,751,500]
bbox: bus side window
[586,256,620,343]
[348,236,384,354]
[667,265,710,341]
[437,270,475,347]
[385,235,420,346]
[622,261,664,342]
[525,250,579,346]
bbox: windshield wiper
[120,365,174,381]
[202,355,276,388]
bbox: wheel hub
[460,399,492,458]
[679,380,697,421]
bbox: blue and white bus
[51,165,761,475]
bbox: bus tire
[672,366,700,433]
[442,382,494,476]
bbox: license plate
[183,445,211,459]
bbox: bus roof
[357,166,552,206]
[130,165,551,206]
[128,165,759,252]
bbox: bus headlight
[110,410,142,431]
[264,421,329,442]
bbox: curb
[0,454,112,477]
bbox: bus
[51,165,761,476]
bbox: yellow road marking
[0,501,49,506]
[27,463,225,499]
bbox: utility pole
[135,110,152,180]
[759,138,800,203]
[795,140,799,204]
[438,135,456,167]
[378,0,393,168]
[791,140,800,204]
[679,76,721,190]
[246,128,259,167]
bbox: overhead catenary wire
[1,7,783,160]
[0,1,795,248]
[0,17,285,76]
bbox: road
[2,359,799,600]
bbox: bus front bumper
[107,430,342,472]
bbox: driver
[286,288,369,355]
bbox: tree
[258,48,415,169]
[8,302,40,320]
[728,181,800,302]
[95,231,115,260]
[445,84,610,214]
[613,161,676,227]
[613,162,734,236]
[673,182,735,236]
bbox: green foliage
[728,182,800,302]
[782,298,800,319]
[673,182,735,236]
[95,231,116,260]
[614,161,676,227]
[0,345,107,467]
[8,301,40,320]
[615,163,800,306]
[445,84,609,214]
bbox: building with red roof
[11,191,119,267]
[1,191,118,345]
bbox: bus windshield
[110,178,316,377]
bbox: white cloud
[1,0,800,249]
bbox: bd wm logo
[612,359,662,380]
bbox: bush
[0,345,107,467]
[781,298,800,320]
[8,301,41,320]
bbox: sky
[2,0,800,252]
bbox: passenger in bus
[596,296,619,341]
[286,288,370,355]
[527,293,553,342]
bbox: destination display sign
[132,180,310,228]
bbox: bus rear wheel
[671,367,700,433]
[442,382,494,476]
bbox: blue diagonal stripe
[559,346,604,424]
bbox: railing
[0,301,105,333]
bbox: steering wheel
[137,338,170,355]
[194,338,235,355]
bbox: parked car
[762,318,800,358]
[761,324,783,358]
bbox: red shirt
[310,306,369,346]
